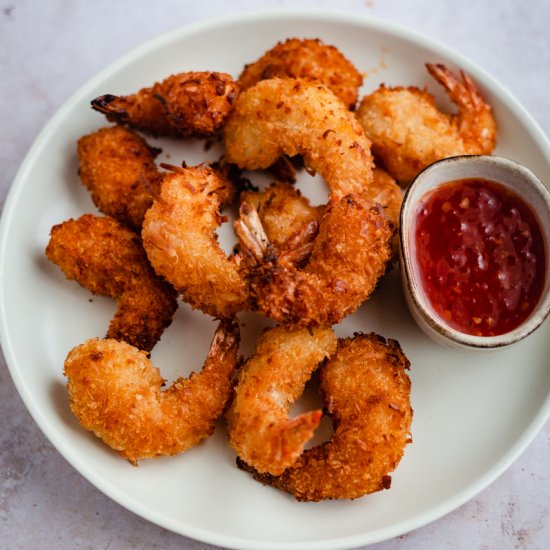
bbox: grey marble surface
[1,0,550,548]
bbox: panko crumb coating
[241,333,413,501]
[46,214,177,352]
[77,125,162,231]
[224,78,375,201]
[142,164,247,318]
[236,194,394,327]
[238,38,363,110]
[356,63,497,185]
[64,319,240,464]
[227,325,337,475]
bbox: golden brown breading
[235,194,393,327]
[356,64,497,185]
[371,166,403,229]
[46,214,177,352]
[225,78,404,226]
[224,78,374,201]
[227,325,337,475]
[77,125,162,231]
[92,71,239,137]
[142,164,248,318]
[238,38,362,109]
[242,333,413,501]
[64,319,240,464]
[159,72,238,136]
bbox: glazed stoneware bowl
[399,155,550,350]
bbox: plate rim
[2,7,550,549]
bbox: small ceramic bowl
[399,155,550,350]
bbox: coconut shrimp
[227,325,337,475]
[224,78,402,225]
[46,214,177,352]
[356,63,497,185]
[241,182,324,257]
[242,333,413,501]
[243,172,400,258]
[238,38,363,109]
[224,78,374,200]
[142,164,247,318]
[77,125,162,231]
[235,194,393,327]
[92,71,239,138]
[64,318,240,464]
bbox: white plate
[2,9,550,550]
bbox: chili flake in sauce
[414,179,546,336]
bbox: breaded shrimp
[243,172,400,262]
[224,78,375,201]
[225,78,403,226]
[92,71,239,138]
[238,38,363,109]
[64,318,240,464]
[235,194,393,327]
[227,325,337,475]
[240,182,324,248]
[46,215,177,352]
[356,63,497,185]
[77,125,162,231]
[427,63,497,154]
[241,333,413,501]
[142,164,248,318]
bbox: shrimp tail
[235,200,319,268]
[281,409,323,454]
[206,317,241,364]
[426,62,497,154]
[426,63,484,112]
[234,202,274,264]
[277,220,319,267]
[91,94,129,121]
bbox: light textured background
[1,1,549,549]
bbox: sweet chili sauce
[414,179,546,336]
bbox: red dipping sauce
[414,179,546,336]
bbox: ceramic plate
[2,9,550,550]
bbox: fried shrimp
[356,63,497,185]
[224,78,375,201]
[426,63,497,154]
[241,333,413,501]
[77,126,162,231]
[64,318,240,464]
[240,182,323,248]
[242,172,400,256]
[227,325,337,475]
[46,214,177,352]
[92,71,239,138]
[238,38,363,109]
[225,78,402,225]
[235,194,393,327]
[142,164,247,318]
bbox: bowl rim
[399,154,550,349]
